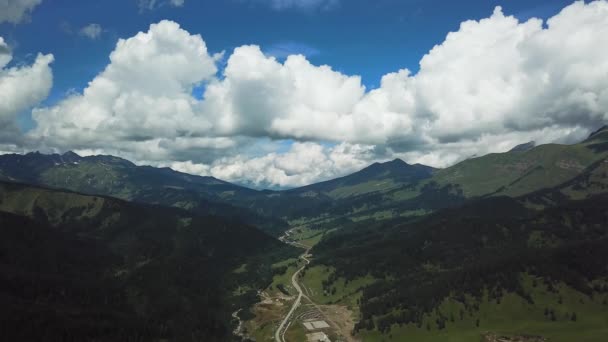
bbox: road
[231,309,244,339]
[274,228,311,342]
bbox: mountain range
[0,125,607,341]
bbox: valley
[3,2,608,341]
[1,126,608,341]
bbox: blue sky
[2,0,571,114]
[1,0,606,189]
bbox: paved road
[274,229,311,342]
[232,309,244,338]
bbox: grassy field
[242,259,301,341]
[243,305,283,342]
[0,183,107,224]
[289,227,337,248]
[268,258,301,296]
[284,302,316,341]
[300,265,374,308]
[327,179,400,199]
[433,143,606,198]
[360,276,608,342]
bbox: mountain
[0,151,441,225]
[0,151,255,200]
[0,180,298,341]
[287,159,435,199]
[523,157,608,207]
[2,128,608,341]
[293,127,608,340]
[0,151,286,235]
[255,127,608,225]
[585,125,608,143]
[432,132,608,198]
[309,192,608,341]
[229,159,443,225]
[509,141,536,152]
[1,126,605,229]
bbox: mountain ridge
[285,158,436,199]
[0,179,298,341]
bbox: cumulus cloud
[23,1,608,187]
[209,1,608,161]
[0,39,11,67]
[0,37,53,142]
[0,0,42,24]
[203,45,376,140]
[409,3,608,144]
[210,1,607,149]
[171,142,376,188]
[31,20,220,155]
[79,23,103,39]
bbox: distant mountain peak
[509,141,536,152]
[583,125,608,144]
[75,154,138,168]
[588,125,608,138]
[61,151,82,163]
[62,151,80,158]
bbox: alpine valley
[1,126,607,342]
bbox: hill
[0,127,605,229]
[239,158,439,223]
[286,128,608,227]
[287,159,435,200]
[433,127,608,198]
[307,191,608,341]
[0,152,286,235]
[0,181,298,341]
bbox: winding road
[274,229,311,342]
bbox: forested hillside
[0,181,298,341]
[0,152,286,235]
[310,193,608,339]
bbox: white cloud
[408,3,608,144]
[31,20,220,153]
[23,1,608,187]
[260,0,339,11]
[204,1,608,157]
[203,45,375,140]
[0,38,11,67]
[0,36,53,141]
[79,23,103,40]
[138,0,184,11]
[171,141,376,188]
[0,0,42,24]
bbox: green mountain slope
[0,152,286,235]
[433,127,608,198]
[0,181,298,341]
[237,159,442,224]
[0,127,604,229]
[295,127,608,229]
[264,127,608,225]
[309,193,608,341]
[287,159,435,199]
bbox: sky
[0,0,607,189]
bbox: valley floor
[242,226,360,342]
[242,226,608,342]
